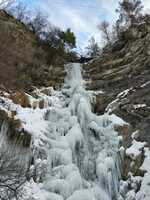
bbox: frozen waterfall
[33,63,122,200]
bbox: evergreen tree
[60,28,76,49]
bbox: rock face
[83,23,150,195]
[84,22,150,148]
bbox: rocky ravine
[0,63,150,200]
[0,15,150,200]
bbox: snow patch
[126,140,146,159]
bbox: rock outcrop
[84,21,150,147]
[83,22,150,193]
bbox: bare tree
[86,37,100,57]
[0,0,15,9]
[0,123,30,200]
[98,20,111,45]
[8,1,29,22]
[116,0,143,28]
[28,11,48,37]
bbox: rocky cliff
[82,22,150,198]
[84,21,150,147]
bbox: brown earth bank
[0,10,68,91]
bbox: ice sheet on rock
[108,114,127,126]
[33,63,123,200]
[44,174,82,199]
[136,148,150,200]
[49,147,72,167]
[23,180,64,200]
[67,187,110,200]
[43,164,83,199]
[66,123,84,151]
[66,189,96,200]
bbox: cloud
[20,0,150,51]
[36,0,102,50]
[0,0,16,7]
[143,0,150,13]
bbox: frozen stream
[0,63,150,200]
[30,63,125,200]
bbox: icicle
[29,63,125,200]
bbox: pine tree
[60,28,76,49]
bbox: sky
[14,0,150,51]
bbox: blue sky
[19,0,150,51]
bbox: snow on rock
[105,87,136,114]
[108,113,127,126]
[15,108,49,140]
[117,88,134,98]
[126,140,146,159]
[105,98,119,114]
[118,135,150,200]
[131,130,140,140]
[133,104,146,109]
[140,81,150,88]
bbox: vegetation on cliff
[0,2,77,91]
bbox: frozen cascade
[32,63,123,200]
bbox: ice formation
[27,63,126,200]
[0,63,128,200]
